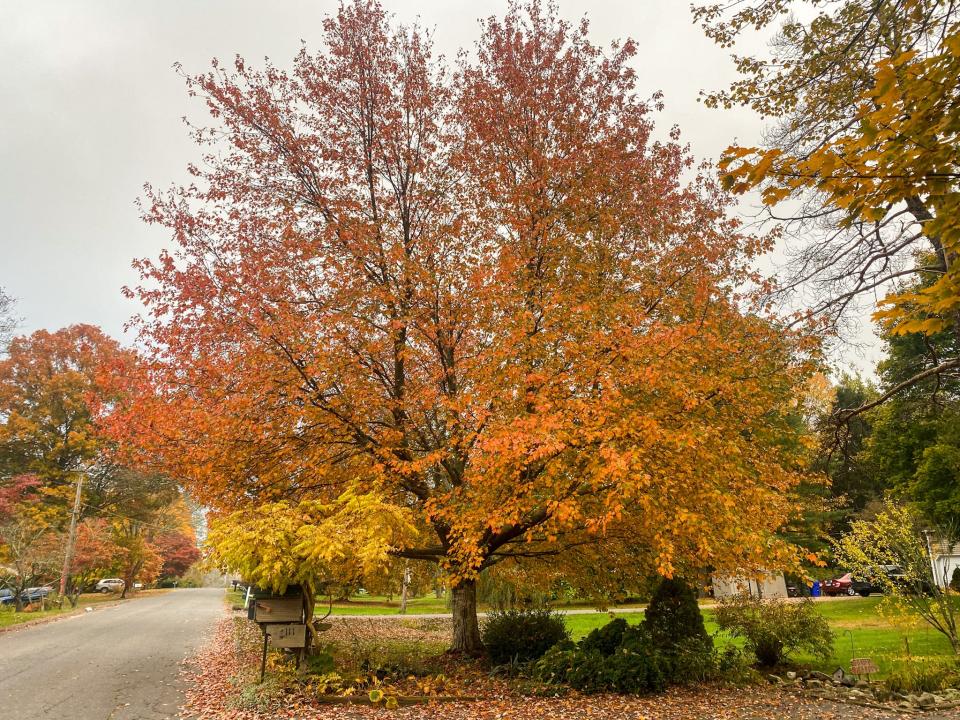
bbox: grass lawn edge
[0,588,171,635]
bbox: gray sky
[0,1,881,373]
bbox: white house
[711,571,788,599]
[925,533,960,588]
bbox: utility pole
[58,472,84,599]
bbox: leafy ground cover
[223,592,955,680]
[0,591,132,628]
[182,609,960,719]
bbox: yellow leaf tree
[205,491,418,640]
[834,501,960,653]
[697,0,960,412]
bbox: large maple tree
[128,0,816,650]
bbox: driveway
[0,587,223,720]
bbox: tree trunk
[450,579,482,654]
[399,563,410,615]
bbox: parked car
[19,586,52,603]
[0,588,15,606]
[852,565,932,596]
[95,578,125,594]
[850,575,884,596]
[822,573,857,596]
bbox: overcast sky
[0,0,881,373]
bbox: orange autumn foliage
[0,325,138,512]
[122,1,818,650]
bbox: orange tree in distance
[125,0,818,652]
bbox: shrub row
[481,576,724,695]
[482,577,835,695]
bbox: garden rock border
[768,669,960,713]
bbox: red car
[822,573,857,596]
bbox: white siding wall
[712,572,788,599]
[932,554,960,588]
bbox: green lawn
[310,593,646,617]
[776,597,955,676]
[320,594,453,615]
[0,592,125,628]
[563,598,956,679]
[564,610,645,639]
[233,590,455,615]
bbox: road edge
[0,589,170,636]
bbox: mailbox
[246,585,305,623]
[253,596,304,623]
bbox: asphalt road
[0,587,223,720]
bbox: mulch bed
[180,615,960,720]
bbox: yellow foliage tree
[834,501,960,653]
[205,490,418,634]
[698,1,960,410]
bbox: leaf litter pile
[181,615,960,720]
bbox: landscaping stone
[792,673,960,714]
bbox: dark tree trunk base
[450,578,483,654]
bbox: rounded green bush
[579,617,630,655]
[481,607,569,665]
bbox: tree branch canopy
[119,0,820,649]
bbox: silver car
[95,578,125,593]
